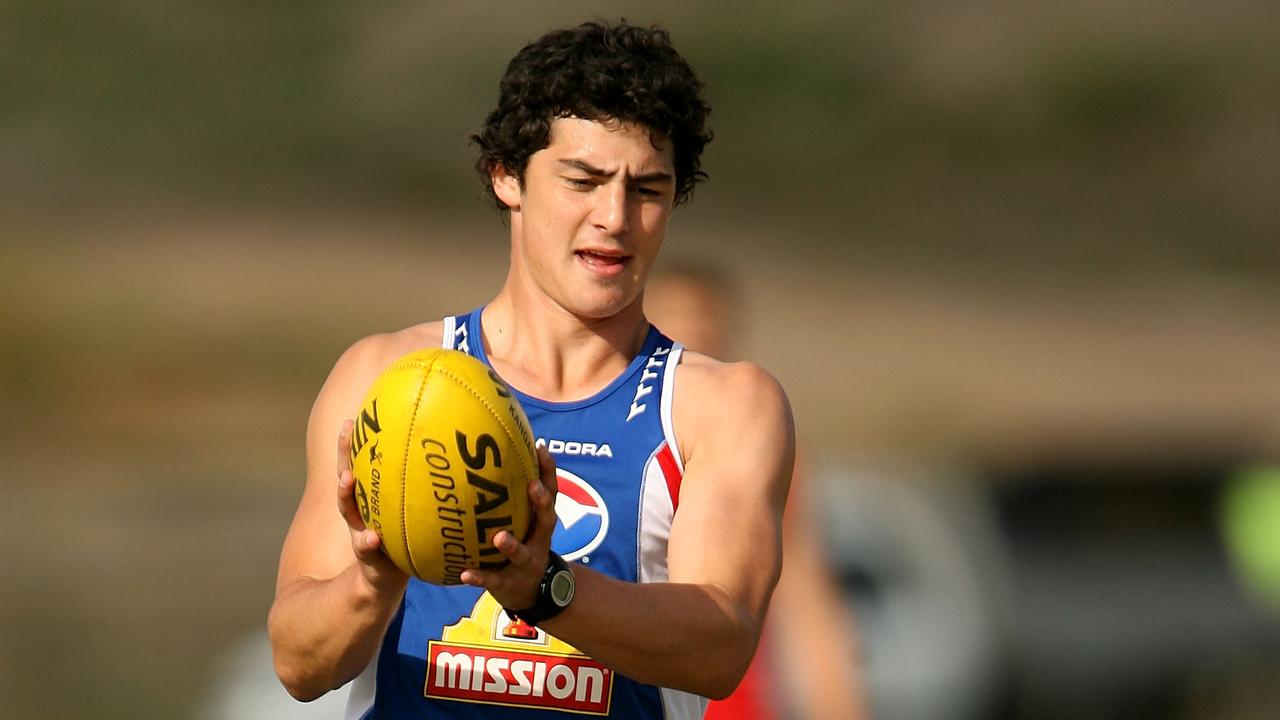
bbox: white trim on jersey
[662,685,711,720]
[441,316,457,350]
[659,343,685,473]
[637,444,675,585]
[639,341,684,586]
[649,342,708,718]
[343,664,376,720]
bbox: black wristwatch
[506,552,575,626]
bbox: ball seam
[399,371,429,580]
[432,365,539,501]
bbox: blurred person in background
[646,264,869,720]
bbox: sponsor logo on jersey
[427,646,612,713]
[426,594,614,715]
[551,469,609,561]
[536,437,613,458]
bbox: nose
[591,182,630,236]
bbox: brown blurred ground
[2,208,1276,718]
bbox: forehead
[541,117,675,173]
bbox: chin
[565,291,634,322]
[570,302,624,322]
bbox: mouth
[575,248,631,276]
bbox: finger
[493,529,537,567]
[351,529,408,586]
[352,528,384,561]
[458,561,538,609]
[528,475,554,511]
[337,418,355,474]
[523,512,557,552]
[537,446,558,496]
[533,470,560,528]
[518,449,558,545]
[520,478,558,549]
[336,467,367,532]
[459,568,490,589]
[529,446,558,514]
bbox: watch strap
[505,551,573,626]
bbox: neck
[480,278,650,403]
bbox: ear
[491,165,522,210]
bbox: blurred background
[2,1,1279,718]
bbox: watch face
[549,570,575,607]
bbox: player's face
[495,117,677,320]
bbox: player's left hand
[459,446,559,610]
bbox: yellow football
[348,348,537,585]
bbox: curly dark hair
[471,20,712,209]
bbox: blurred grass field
[2,2,1279,718]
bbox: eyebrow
[558,159,674,184]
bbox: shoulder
[309,321,448,431]
[335,320,446,374]
[672,351,794,465]
[674,350,792,420]
[665,353,794,572]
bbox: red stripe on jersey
[655,442,682,512]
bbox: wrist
[505,552,575,626]
[349,561,408,610]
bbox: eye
[565,177,595,189]
[631,186,663,198]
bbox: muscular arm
[267,329,435,701]
[467,358,795,698]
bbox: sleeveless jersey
[345,308,708,720]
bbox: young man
[268,21,794,719]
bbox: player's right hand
[336,419,409,591]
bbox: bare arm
[463,359,794,698]
[267,330,435,701]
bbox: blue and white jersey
[345,308,707,720]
